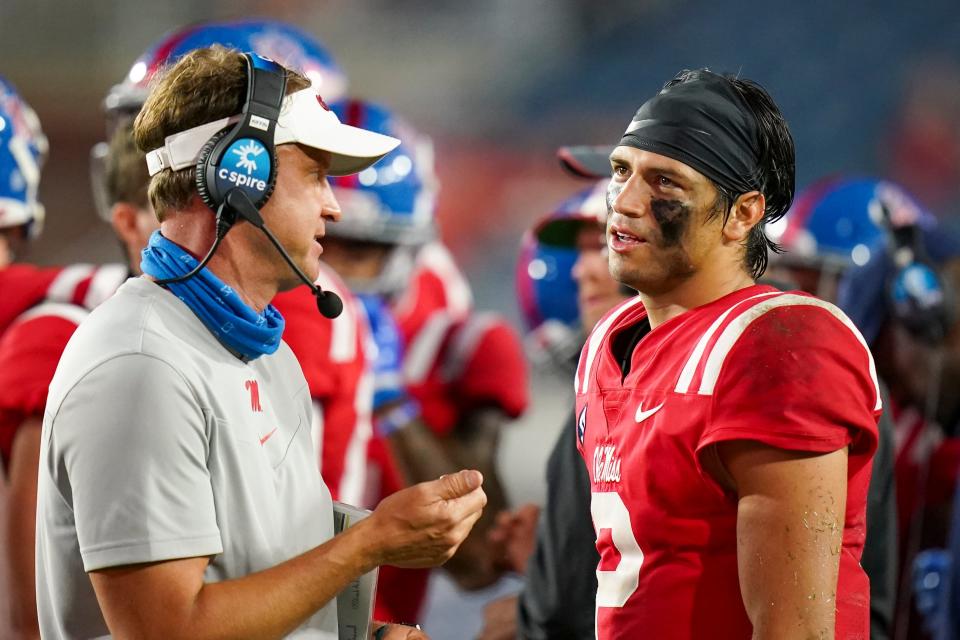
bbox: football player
[577,69,879,639]
[767,176,930,640]
[0,76,133,640]
[319,98,528,622]
[837,213,960,637]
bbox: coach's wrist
[338,517,384,574]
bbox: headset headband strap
[243,54,286,129]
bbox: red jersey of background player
[575,285,880,640]
[392,242,472,346]
[0,263,128,466]
[390,241,526,436]
[273,263,373,504]
[0,262,127,336]
[369,243,528,623]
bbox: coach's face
[606,146,727,296]
[257,144,341,290]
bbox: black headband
[618,71,762,195]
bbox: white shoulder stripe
[442,312,498,382]
[675,291,782,393]
[417,242,473,317]
[576,296,644,394]
[403,311,456,384]
[82,264,128,310]
[46,264,94,303]
[16,301,89,326]
[316,266,357,363]
[697,294,882,411]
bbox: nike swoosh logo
[259,427,279,446]
[635,402,664,423]
[625,118,712,137]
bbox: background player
[768,175,930,640]
[837,213,960,638]
[319,97,529,622]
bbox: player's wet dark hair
[664,70,796,279]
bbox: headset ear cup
[195,129,230,211]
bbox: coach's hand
[365,469,486,568]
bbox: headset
[880,203,952,345]
[154,53,343,319]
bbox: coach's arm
[90,470,485,640]
[715,441,847,640]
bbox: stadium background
[3,2,960,635]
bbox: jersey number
[591,491,644,607]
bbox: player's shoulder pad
[402,308,458,385]
[444,312,529,418]
[46,263,127,310]
[411,241,473,317]
[674,291,881,410]
[13,301,90,328]
[440,312,524,382]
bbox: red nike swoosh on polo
[259,427,279,446]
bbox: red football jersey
[0,303,90,467]
[273,263,373,504]
[0,262,127,335]
[575,285,880,640]
[392,242,473,348]
[0,263,128,467]
[403,311,529,436]
[889,400,960,553]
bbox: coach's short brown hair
[133,45,310,221]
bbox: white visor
[145,88,400,178]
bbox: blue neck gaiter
[140,230,285,361]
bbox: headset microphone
[153,190,343,319]
[225,190,343,318]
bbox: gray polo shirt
[36,277,337,639]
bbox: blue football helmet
[328,99,437,246]
[325,99,438,294]
[104,19,347,118]
[0,76,47,239]
[516,179,608,368]
[93,19,348,221]
[774,176,934,271]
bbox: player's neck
[641,266,755,329]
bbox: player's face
[259,145,341,289]
[572,223,630,331]
[606,147,726,296]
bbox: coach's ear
[722,191,765,244]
